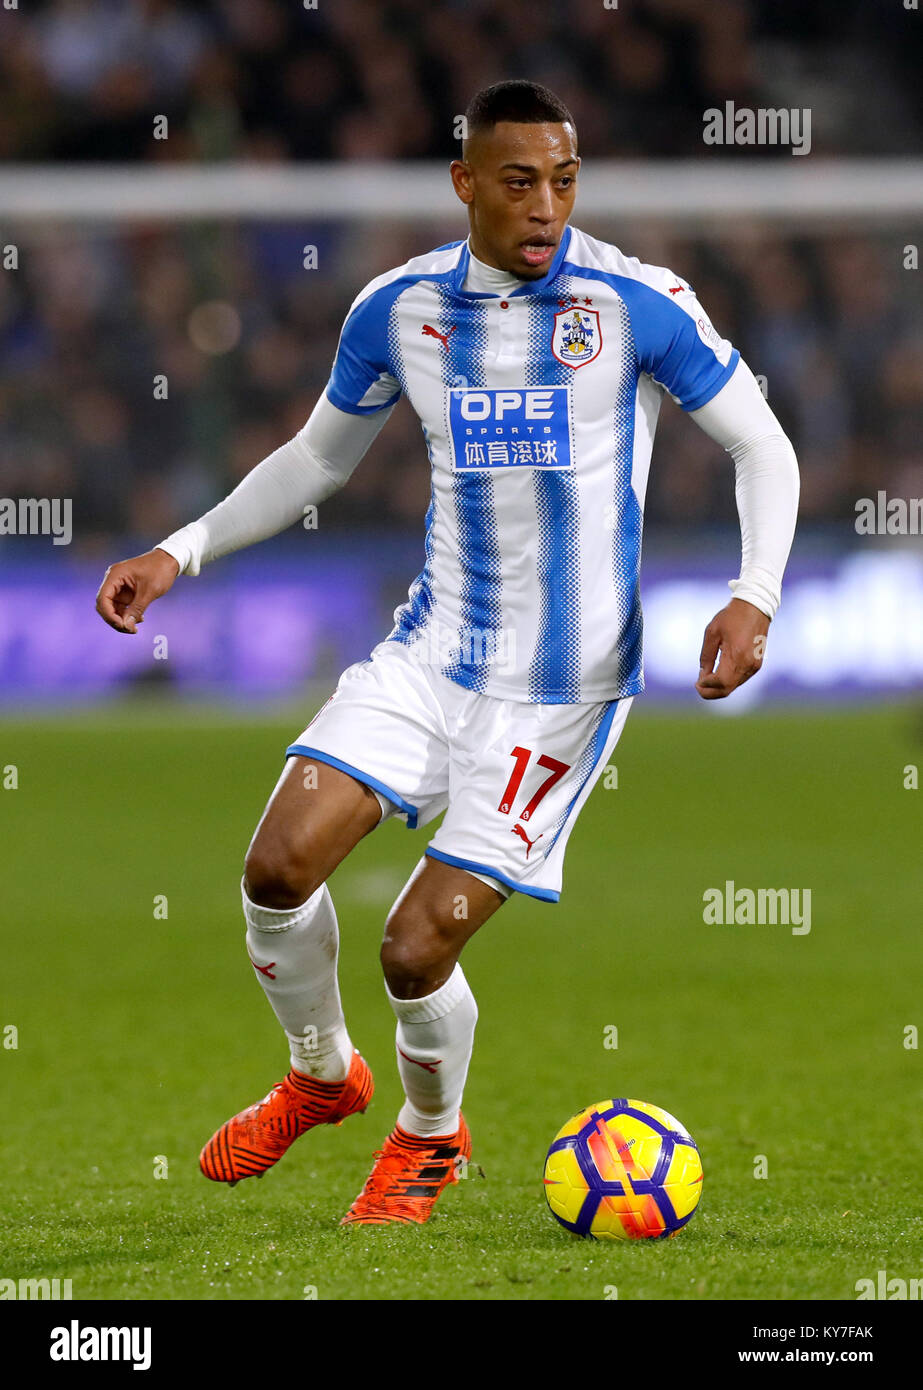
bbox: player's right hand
[95,548,180,633]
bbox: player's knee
[243,834,322,910]
[380,905,456,996]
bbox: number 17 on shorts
[426,694,634,903]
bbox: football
[543,1098,703,1239]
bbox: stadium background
[1,0,922,1304]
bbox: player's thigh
[244,755,381,906]
[286,640,451,834]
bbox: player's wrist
[156,523,205,577]
[728,595,771,623]
[727,580,776,622]
[152,547,181,580]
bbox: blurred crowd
[1,218,920,547]
[0,1,921,550]
[0,0,920,163]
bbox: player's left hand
[696,598,770,700]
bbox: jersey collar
[451,225,573,298]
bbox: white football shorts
[286,640,632,903]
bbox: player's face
[451,121,580,280]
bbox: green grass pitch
[1,700,920,1300]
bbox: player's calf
[341,859,501,1225]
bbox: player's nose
[528,183,557,223]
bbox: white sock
[385,964,478,1137]
[242,880,354,1081]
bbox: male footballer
[96,81,799,1226]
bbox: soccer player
[96,81,799,1226]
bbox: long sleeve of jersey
[156,393,393,576]
[688,359,800,619]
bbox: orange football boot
[199,1049,373,1185]
[340,1115,471,1225]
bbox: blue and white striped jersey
[325,225,739,704]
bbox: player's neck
[464,238,526,295]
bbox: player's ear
[450,160,475,205]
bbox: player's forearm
[156,431,340,576]
[157,394,391,575]
[689,361,800,619]
[728,432,799,618]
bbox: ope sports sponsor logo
[447,386,574,471]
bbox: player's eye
[507,179,531,189]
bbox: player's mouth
[519,239,556,268]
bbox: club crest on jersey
[552,307,602,368]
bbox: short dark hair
[465,80,575,138]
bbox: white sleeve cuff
[727,575,778,620]
[157,522,209,578]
